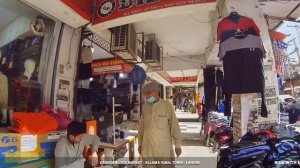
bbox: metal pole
[288,59,295,97]
[112,97,115,145]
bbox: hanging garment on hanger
[76,88,91,104]
[80,46,93,64]
[77,79,90,89]
[215,68,224,105]
[90,82,107,111]
[78,63,92,80]
[222,48,267,117]
[218,34,265,60]
[217,16,260,41]
[0,72,8,109]
[223,48,264,96]
[76,103,92,122]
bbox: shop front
[0,0,65,167]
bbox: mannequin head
[23,59,36,80]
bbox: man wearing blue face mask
[138,82,182,168]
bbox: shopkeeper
[54,121,100,168]
[138,82,182,167]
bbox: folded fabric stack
[217,124,300,168]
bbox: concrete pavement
[176,110,218,168]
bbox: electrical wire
[165,55,204,63]
[68,29,76,65]
[189,0,224,24]
[273,0,292,4]
[163,55,203,69]
[189,14,221,24]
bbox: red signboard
[91,59,133,75]
[158,71,198,83]
[171,76,198,83]
[61,0,216,24]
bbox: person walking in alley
[138,82,182,168]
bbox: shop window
[0,0,55,125]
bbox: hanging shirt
[55,134,100,168]
[77,79,90,89]
[222,48,267,117]
[223,48,264,94]
[217,16,260,41]
[138,99,181,161]
[80,47,93,64]
[218,34,265,60]
[76,88,91,104]
[0,73,8,108]
[78,63,92,80]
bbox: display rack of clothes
[76,46,93,122]
[217,11,267,118]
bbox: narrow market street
[176,110,218,168]
[1,0,299,167]
[120,110,217,168]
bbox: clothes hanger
[235,29,246,38]
[228,7,241,24]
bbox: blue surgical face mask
[146,97,156,104]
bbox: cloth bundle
[42,104,73,130]
[8,111,58,134]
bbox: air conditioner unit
[143,34,163,70]
[110,24,138,63]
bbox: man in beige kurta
[138,82,182,168]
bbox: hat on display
[24,59,36,80]
[142,82,160,93]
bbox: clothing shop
[200,8,300,167]
[0,0,67,167]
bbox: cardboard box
[0,128,66,167]
[12,158,54,168]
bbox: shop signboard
[171,76,197,83]
[91,59,133,75]
[61,0,216,24]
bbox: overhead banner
[61,0,216,24]
[91,59,133,75]
[171,76,197,83]
[158,71,198,83]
